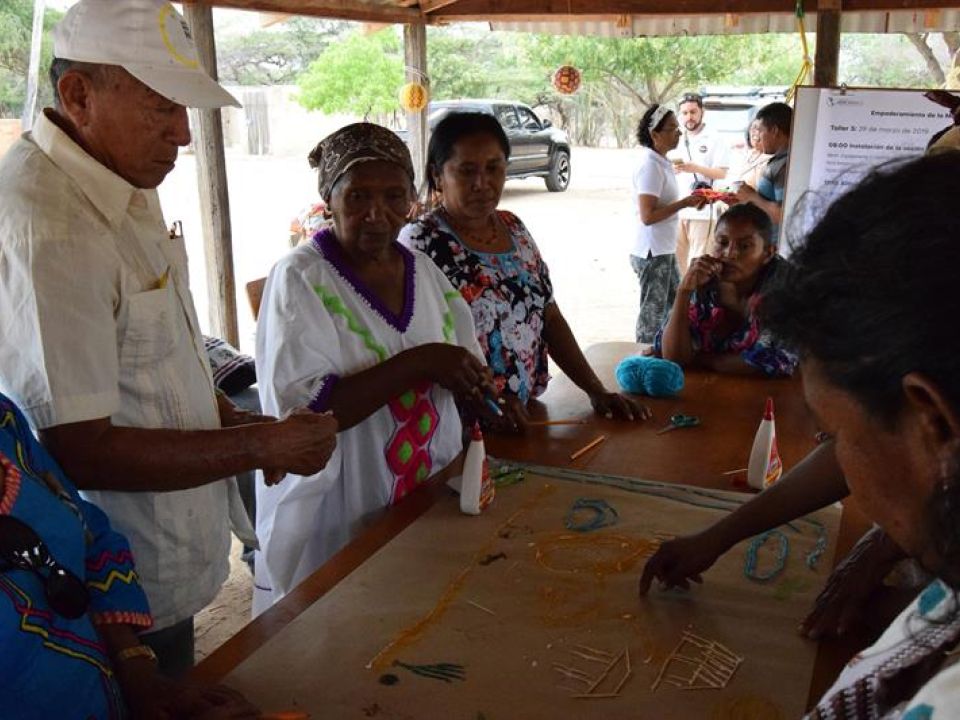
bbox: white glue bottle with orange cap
[747,397,783,491]
[458,422,495,515]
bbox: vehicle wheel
[545,150,570,192]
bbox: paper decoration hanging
[552,65,582,95]
[399,82,429,112]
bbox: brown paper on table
[225,472,840,719]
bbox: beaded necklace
[441,207,504,249]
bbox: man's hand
[260,409,338,486]
[216,392,275,428]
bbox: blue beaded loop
[744,529,789,581]
[563,498,619,532]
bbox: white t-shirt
[631,146,680,258]
[668,124,731,221]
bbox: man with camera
[669,93,730,272]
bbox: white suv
[699,86,788,150]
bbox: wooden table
[194,342,871,709]
[487,342,818,490]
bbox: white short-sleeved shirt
[631,146,680,258]
[668,125,731,221]
[0,111,231,630]
[252,231,485,614]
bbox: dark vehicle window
[495,105,520,130]
[516,107,541,131]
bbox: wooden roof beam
[420,0,466,12]
[432,0,960,18]
[181,0,420,24]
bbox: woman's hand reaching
[589,391,652,422]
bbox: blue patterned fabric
[0,393,151,720]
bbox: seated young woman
[644,152,960,717]
[253,123,497,614]
[654,202,797,377]
[400,112,650,432]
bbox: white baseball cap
[53,0,240,109]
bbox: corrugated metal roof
[492,9,960,37]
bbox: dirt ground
[167,146,647,662]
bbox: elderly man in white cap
[0,0,338,681]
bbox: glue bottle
[460,422,494,515]
[747,397,783,491]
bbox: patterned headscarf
[307,122,415,202]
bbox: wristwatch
[115,644,158,664]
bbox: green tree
[427,30,544,103]
[218,18,347,86]
[840,33,957,88]
[297,29,403,117]
[521,33,803,146]
[0,1,62,118]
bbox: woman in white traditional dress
[252,123,495,614]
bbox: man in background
[669,92,730,272]
[736,102,792,247]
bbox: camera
[690,180,712,192]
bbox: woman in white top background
[630,104,707,342]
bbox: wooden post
[183,2,239,347]
[21,0,46,131]
[814,0,841,88]
[404,21,428,194]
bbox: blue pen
[484,396,504,417]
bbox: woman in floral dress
[400,112,650,431]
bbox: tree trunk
[904,33,946,86]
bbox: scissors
[656,414,701,435]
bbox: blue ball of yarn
[614,356,684,397]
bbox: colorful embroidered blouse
[653,256,797,378]
[252,229,484,614]
[399,209,554,403]
[808,579,960,720]
[0,392,151,720]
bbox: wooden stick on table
[570,435,607,461]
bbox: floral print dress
[400,209,554,403]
